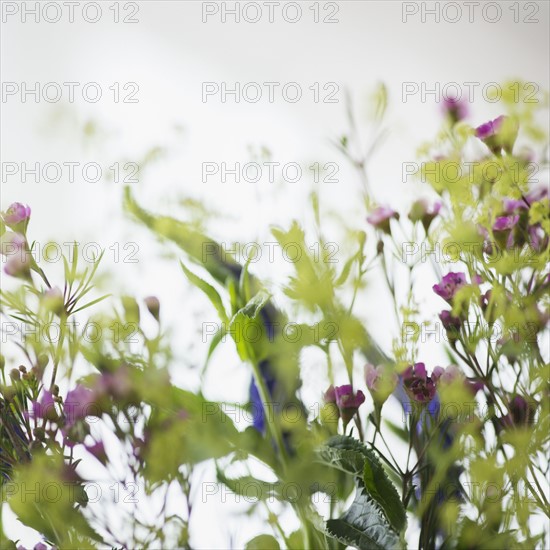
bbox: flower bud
[1,202,31,232]
[144,296,160,322]
[367,206,399,235]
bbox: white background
[1,1,549,548]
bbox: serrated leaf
[327,485,400,550]
[319,436,407,533]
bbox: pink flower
[364,364,398,404]
[432,365,483,396]
[64,384,100,426]
[433,272,467,302]
[475,115,518,155]
[439,310,461,336]
[442,96,468,123]
[432,365,463,385]
[95,366,134,399]
[500,395,537,430]
[323,385,337,404]
[493,214,519,232]
[334,385,366,409]
[2,202,31,226]
[0,232,26,256]
[503,198,527,214]
[493,215,520,249]
[402,363,436,404]
[1,232,31,279]
[408,199,442,232]
[31,391,58,422]
[333,384,365,426]
[367,206,399,234]
[475,116,505,140]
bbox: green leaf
[246,535,280,550]
[319,436,406,533]
[180,260,228,323]
[326,485,400,550]
[216,469,278,501]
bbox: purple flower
[433,272,467,302]
[333,384,365,426]
[433,365,484,396]
[442,96,468,123]
[493,214,520,249]
[34,543,48,550]
[503,198,528,214]
[64,384,100,426]
[95,366,134,399]
[475,115,518,155]
[365,364,398,404]
[500,395,537,430]
[2,202,31,226]
[439,310,461,334]
[475,115,505,140]
[31,391,57,422]
[432,365,463,385]
[334,385,365,409]
[323,385,337,404]
[367,206,399,234]
[408,199,442,232]
[1,232,31,279]
[493,214,519,232]
[0,232,26,256]
[528,225,548,252]
[402,363,437,404]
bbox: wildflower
[433,272,467,302]
[1,202,31,228]
[475,115,518,155]
[333,384,365,426]
[366,206,399,235]
[432,364,483,395]
[442,96,468,123]
[492,214,520,249]
[364,363,398,404]
[31,391,58,422]
[2,232,31,279]
[64,384,100,426]
[402,363,437,404]
[408,199,442,232]
[0,232,26,256]
[439,310,461,340]
[500,395,537,429]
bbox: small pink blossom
[364,363,398,404]
[433,272,467,302]
[367,206,399,234]
[402,363,436,404]
[2,202,31,226]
